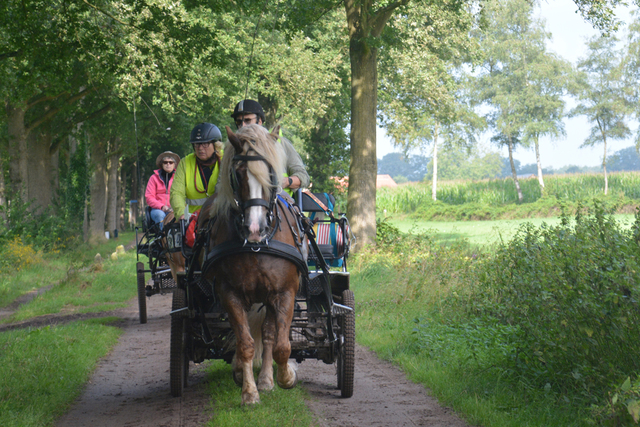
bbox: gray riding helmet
[189,123,222,143]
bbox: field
[377,171,640,221]
[386,213,637,245]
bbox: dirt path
[301,345,470,427]
[49,293,470,427]
[55,293,213,427]
[4,285,469,426]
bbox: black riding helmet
[231,99,266,124]
[189,122,222,144]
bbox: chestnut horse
[200,124,308,405]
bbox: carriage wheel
[136,262,147,324]
[170,288,189,397]
[337,289,355,398]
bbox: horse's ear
[226,125,243,153]
[270,125,280,142]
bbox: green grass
[1,234,138,323]
[359,207,640,426]
[205,361,315,426]
[0,319,121,427]
[351,247,591,427]
[386,213,637,246]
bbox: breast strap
[202,238,309,278]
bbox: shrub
[465,202,640,401]
[0,237,42,273]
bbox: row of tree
[387,0,640,204]
[0,0,631,248]
[378,143,640,183]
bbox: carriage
[166,125,356,403]
[135,206,178,324]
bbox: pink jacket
[145,169,174,209]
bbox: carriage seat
[143,206,163,236]
[295,191,350,269]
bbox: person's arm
[170,161,187,216]
[280,138,310,189]
[145,174,165,210]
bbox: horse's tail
[247,303,266,368]
[230,303,266,370]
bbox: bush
[465,202,640,402]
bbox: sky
[376,0,637,169]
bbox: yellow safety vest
[184,153,220,214]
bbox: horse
[200,124,308,405]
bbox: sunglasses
[193,142,212,148]
[163,161,175,164]
[235,117,258,126]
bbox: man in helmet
[170,122,224,219]
[231,99,310,194]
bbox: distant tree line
[379,144,640,183]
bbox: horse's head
[219,124,285,243]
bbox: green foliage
[378,152,430,182]
[570,34,630,156]
[375,217,402,245]
[428,145,503,181]
[354,203,640,425]
[591,376,640,426]
[464,202,640,404]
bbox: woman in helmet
[145,151,180,229]
[170,122,224,220]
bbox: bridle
[229,151,280,243]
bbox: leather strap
[302,190,336,220]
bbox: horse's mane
[211,124,286,219]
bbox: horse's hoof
[233,371,243,387]
[257,376,274,392]
[242,392,261,405]
[277,361,298,389]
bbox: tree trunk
[106,138,119,235]
[6,102,28,201]
[129,162,139,228]
[258,94,278,128]
[508,138,523,203]
[602,138,608,196]
[431,122,439,201]
[27,125,55,213]
[89,139,108,239]
[0,154,5,220]
[534,135,544,189]
[118,164,126,231]
[83,133,90,242]
[345,31,378,248]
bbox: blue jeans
[150,209,166,229]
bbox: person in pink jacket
[145,151,180,229]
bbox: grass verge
[354,207,639,426]
[205,361,315,427]
[1,233,138,323]
[0,318,121,427]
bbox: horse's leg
[224,296,260,405]
[233,304,267,387]
[166,251,185,284]
[257,307,275,391]
[273,289,298,389]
